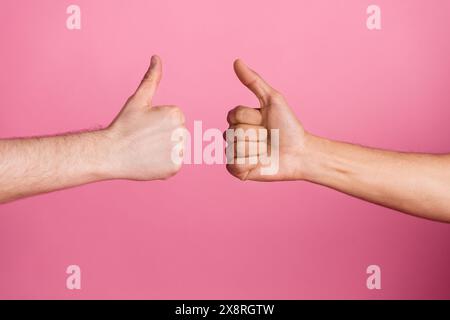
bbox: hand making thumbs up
[106,55,186,181]
[225,59,308,181]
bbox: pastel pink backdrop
[0,0,449,299]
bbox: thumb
[135,55,162,106]
[233,59,277,106]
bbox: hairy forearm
[0,56,184,204]
[0,130,112,203]
[301,134,450,222]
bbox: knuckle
[235,106,247,120]
[170,105,181,112]
[226,110,234,123]
[270,90,284,103]
[164,105,184,123]
[172,107,184,122]
[126,95,136,103]
[228,106,247,124]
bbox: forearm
[301,134,450,222]
[0,130,112,203]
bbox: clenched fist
[105,56,186,181]
[225,59,308,181]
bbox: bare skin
[1,57,449,223]
[226,59,450,223]
[0,55,186,204]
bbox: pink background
[0,0,450,299]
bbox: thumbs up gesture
[105,56,186,181]
[226,59,308,181]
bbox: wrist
[299,133,355,186]
[296,133,330,182]
[86,129,118,181]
